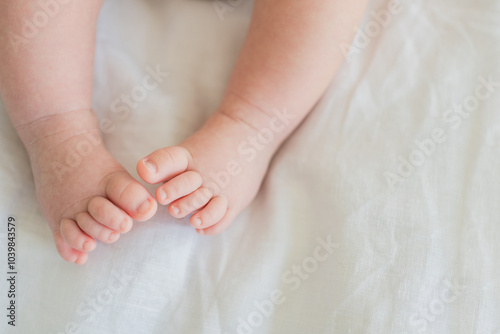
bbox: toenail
[75,256,86,266]
[137,199,152,214]
[109,232,119,242]
[158,190,167,202]
[143,159,157,173]
[120,219,131,232]
[83,241,91,251]
[170,205,180,215]
[193,217,202,227]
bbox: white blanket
[2,0,500,333]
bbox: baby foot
[137,106,286,235]
[21,109,157,265]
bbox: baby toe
[168,187,212,218]
[76,212,120,244]
[88,197,133,234]
[105,172,157,222]
[52,229,90,265]
[60,218,96,253]
[156,171,203,205]
[190,196,228,229]
[137,146,192,184]
[196,209,236,236]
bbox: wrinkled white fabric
[1,0,500,333]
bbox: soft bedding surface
[1,0,500,333]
